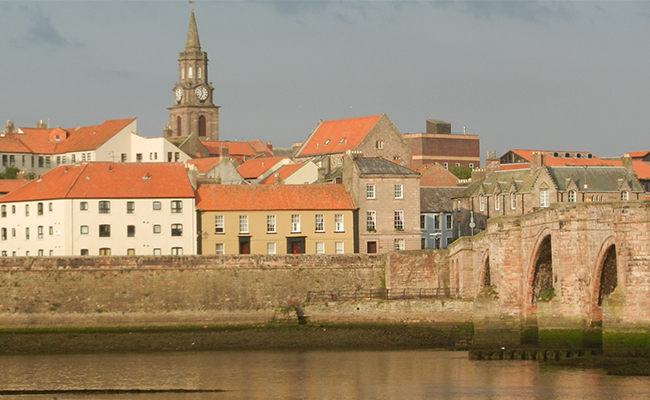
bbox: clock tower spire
[166,9,220,141]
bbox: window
[45,157,51,168]
[422,238,427,250]
[394,210,404,231]
[479,195,485,212]
[394,238,405,251]
[38,249,44,256]
[267,215,276,233]
[25,251,29,256]
[376,140,384,149]
[38,156,44,168]
[366,211,376,231]
[49,226,53,235]
[315,214,324,232]
[153,248,162,256]
[215,215,224,233]
[11,228,15,237]
[127,202,135,214]
[127,249,135,256]
[171,200,182,213]
[366,184,375,199]
[568,190,576,203]
[11,205,15,214]
[420,215,426,230]
[99,201,110,214]
[153,201,162,210]
[239,215,248,233]
[335,242,344,254]
[267,242,276,255]
[121,153,127,162]
[25,204,29,216]
[1,251,5,257]
[49,250,53,256]
[48,203,53,212]
[80,225,89,234]
[621,191,629,201]
[446,215,453,230]
[469,163,474,169]
[82,153,86,161]
[394,184,403,199]
[99,225,111,237]
[136,153,143,162]
[153,224,161,234]
[82,249,89,256]
[334,214,344,232]
[171,247,183,255]
[175,152,180,162]
[127,225,135,237]
[1,228,6,241]
[434,215,441,230]
[291,214,300,233]
[99,248,111,256]
[80,202,88,211]
[215,243,225,254]
[511,193,517,210]
[315,242,325,254]
[171,224,183,237]
[495,196,500,211]
[540,189,549,208]
[443,163,448,169]
[37,226,43,239]
[25,227,29,240]
[1,205,5,218]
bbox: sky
[1,1,650,162]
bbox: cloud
[271,0,332,15]
[22,6,83,48]
[434,0,576,23]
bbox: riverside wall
[0,251,471,329]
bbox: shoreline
[0,323,472,355]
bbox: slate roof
[355,157,420,177]
[297,114,383,156]
[420,187,466,213]
[196,184,355,211]
[0,162,195,202]
[2,118,134,155]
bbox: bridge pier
[472,297,523,347]
[603,287,650,356]
[537,301,602,349]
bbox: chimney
[4,120,15,134]
[530,151,546,173]
[162,124,173,138]
[273,172,281,184]
[485,150,500,172]
[35,120,47,129]
[16,171,25,181]
[265,141,273,151]
[220,145,229,158]
[622,153,634,175]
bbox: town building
[420,187,465,249]
[403,119,480,168]
[341,154,421,253]
[294,114,412,177]
[237,157,294,184]
[259,161,319,185]
[165,11,220,140]
[185,157,244,185]
[455,152,644,237]
[0,162,196,257]
[195,184,356,255]
[407,163,459,187]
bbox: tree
[0,166,20,180]
[448,165,472,180]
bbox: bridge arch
[590,236,618,322]
[525,229,554,314]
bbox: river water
[1,350,650,400]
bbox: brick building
[342,154,421,254]
[403,119,480,168]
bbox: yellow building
[196,184,356,255]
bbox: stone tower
[166,11,220,140]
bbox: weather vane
[189,1,194,11]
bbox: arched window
[198,115,207,137]
[479,195,485,212]
[188,67,193,79]
[176,116,182,137]
[510,193,517,210]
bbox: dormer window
[55,135,60,141]
[621,191,629,201]
[565,152,570,158]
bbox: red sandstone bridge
[448,201,650,351]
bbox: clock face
[195,86,209,101]
[174,88,183,102]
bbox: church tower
[166,11,220,140]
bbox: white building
[0,162,196,256]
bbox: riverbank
[0,323,473,355]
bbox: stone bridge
[447,200,650,353]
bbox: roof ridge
[62,163,88,198]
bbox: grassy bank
[0,323,473,355]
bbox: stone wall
[0,252,448,329]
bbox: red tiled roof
[628,151,650,159]
[12,118,135,154]
[186,157,221,174]
[237,157,286,179]
[501,149,612,167]
[0,162,194,202]
[298,114,383,156]
[196,184,355,211]
[248,140,274,158]
[259,164,303,184]
[201,141,256,156]
[0,179,29,194]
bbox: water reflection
[1,350,649,399]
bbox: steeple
[185,11,201,52]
